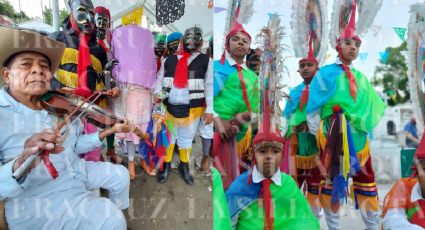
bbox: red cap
[220,21,251,64]
[248,91,284,184]
[337,0,361,45]
[299,34,318,64]
[95,6,111,27]
[252,91,285,145]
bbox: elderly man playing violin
[0,28,130,229]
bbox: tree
[372,41,410,106]
[0,0,30,23]
[42,6,68,26]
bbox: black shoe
[158,162,171,183]
[179,161,194,185]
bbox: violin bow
[12,92,104,180]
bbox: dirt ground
[117,136,213,230]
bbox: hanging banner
[359,52,368,63]
[121,7,143,26]
[379,50,390,64]
[214,7,226,14]
[393,27,407,42]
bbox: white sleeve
[382,208,424,230]
[307,110,321,136]
[154,58,166,94]
[204,59,213,114]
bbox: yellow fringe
[356,141,370,167]
[55,69,107,108]
[317,120,326,151]
[56,69,78,88]
[236,125,252,156]
[61,48,103,73]
[165,107,204,127]
[317,120,370,167]
[56,69,106,91]
[342,115,350,180]
[296,153,319,169]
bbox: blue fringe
[346,121,360,175]
[331,175,347,205]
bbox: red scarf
[70,15,93,98]
[339,64,358,101]
[298,84,309,111]
[234,64,252,113]
[98,39,110,53]
[173,52,191,88]
[261,179,274,230]
[156,57,161,72]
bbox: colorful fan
[329,0,383,49]
[407,3,425,130]
[223,0,254,38]
[255,14,287,137]
[291,0,328,65]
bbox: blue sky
[213,0,422,88]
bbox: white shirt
[252,165,281,186]
[335,58,354,69]
[154,51,213,114]
[224,50,248,70]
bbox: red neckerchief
[234,64,252,113]
[70,15,93,98]
[261,178,274,230]
[339,64,358,101]
[173,52,191,88]
[298,84,309,111]
[97,39,110,53]
[156,57,161,72]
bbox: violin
[41,91,149,140]
[12,90,149,180]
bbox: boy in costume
[213,22,260,189]
[306,2,386,229]
[283,38,322,218]
[226,93,319,230]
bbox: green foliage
[373,41,410,106]
[0,0,29,23]
[42,6,68,26]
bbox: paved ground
[113,135,213,230]
[319,144,403,230]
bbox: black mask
[69,0,95,34]
[167,40,180,55]
[183,27,203,53]
[95,12,110,40]
[154,42,166,57]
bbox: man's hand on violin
[112,118,132,133]
[106,86,120,98]
[100,118,132,140]
[13,129,62,173]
